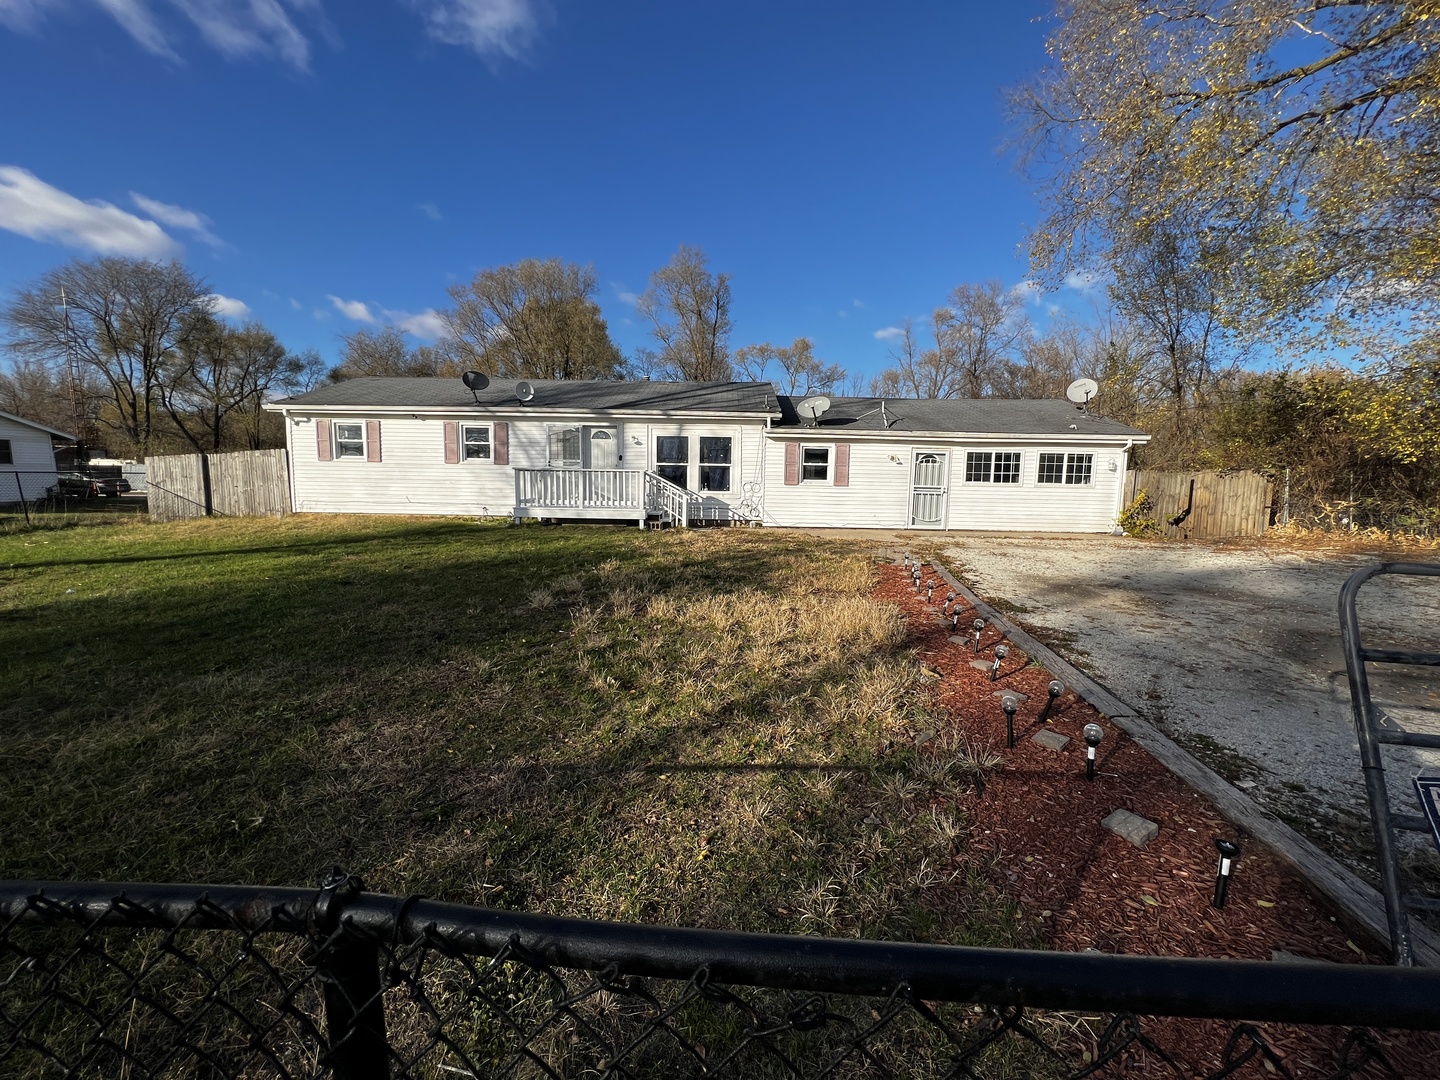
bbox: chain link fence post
[311,868,389,1080]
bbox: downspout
[1113,439,1135,533]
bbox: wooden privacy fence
[1123,469,1273,539]
[148,449,290,523]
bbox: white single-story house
[0,410,75,504]
[264,378,1149,532]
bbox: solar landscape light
[972,617,987,654]
[1213,839,1241,909]
[1037,680,1064,723]
[903,551,911,569]
[925,579,936,603]
[1002,694,1019,748]
[990,643,1009,682]
[951,606,963,631]
[1082,723,1103,781]
[943,590,956,614]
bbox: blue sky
[0,1,1088,383]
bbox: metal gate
[910,451,948,528]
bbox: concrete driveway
[940,535,1440,888]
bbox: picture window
[548,426,581,468]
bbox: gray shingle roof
[272,377,781,415]
[773,396,1147,437]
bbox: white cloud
[873,326,905,341]
[95,0,177,57]
[312,307,330,320]
[417,201,442,220]
[327,294,376,322]
[1063,270,1104,296]
[407,0,549,61]
[290,297,302,309]
[385,307,448,340]
[130,191,222,247]
[169,0,311,69]
[612,283,639,306]
[1009,279,1043,305]
[851,298,864,309]
[1,0,321,69]
[0,165,180,258]
[207,292,250,318]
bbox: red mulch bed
[875,562,1438,1078]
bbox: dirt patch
[877,564,1440,1076]
[941,536,1440,892]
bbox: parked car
[47,472,133,499]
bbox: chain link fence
[0,469,147,530]
[5,876,1440,1078]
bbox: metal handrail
[6,879,1440,1029]
[1339,562,1440,966]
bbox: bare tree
[2,258,210,457]
[734,337,846,394]
[161,318,314,451]
[637,245,733,381]
[874,284,1029,398]
[330,326,452,380]
[442,259,623,380]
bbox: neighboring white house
[0,411,75,504]
[264,378,1149,532]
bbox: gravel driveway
[941,535,1440,888]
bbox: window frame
[698,435,732,492]
[655,434,690,488]
[1037,452,1094,486]
[460,423,492,462]
[333,422,366,460]
[546,424,582,469]
[0,438,11,466]
[800,444,831,483]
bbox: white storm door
[586,427,619,469]
[910,451,949,528]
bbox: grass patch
[0,515,1030,949]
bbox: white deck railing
[514,468,644,511]
[644,471,691,528]
[512,467,711,526]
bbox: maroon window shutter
[443,421,459,464]
[783,442,799,486]
[366,420,381,462]
[494,422,509,465]
[316,419,332,461]
[834,443,850,487]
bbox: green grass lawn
[0,515,1027,948]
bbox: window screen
[462,425,490,460]
[334,423,365,458]
[802,446,829,482]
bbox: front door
[910,451,948,528]
[586,427,618,469]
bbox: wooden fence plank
[147,449,289,522]
[1123,469,1271,539]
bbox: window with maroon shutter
[316,419,332,461]
[443,422,460,464]
[834,443,850,487]
[783,441,799,485]
[494,422,509,465]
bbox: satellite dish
[515,380,536,403]
[461,370,489,391]
[1066,378,1100,406]
[797,395,831,423]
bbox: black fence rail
[4,875,1440,1079]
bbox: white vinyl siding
[0,416,63,503]
[763,437,1128,532]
